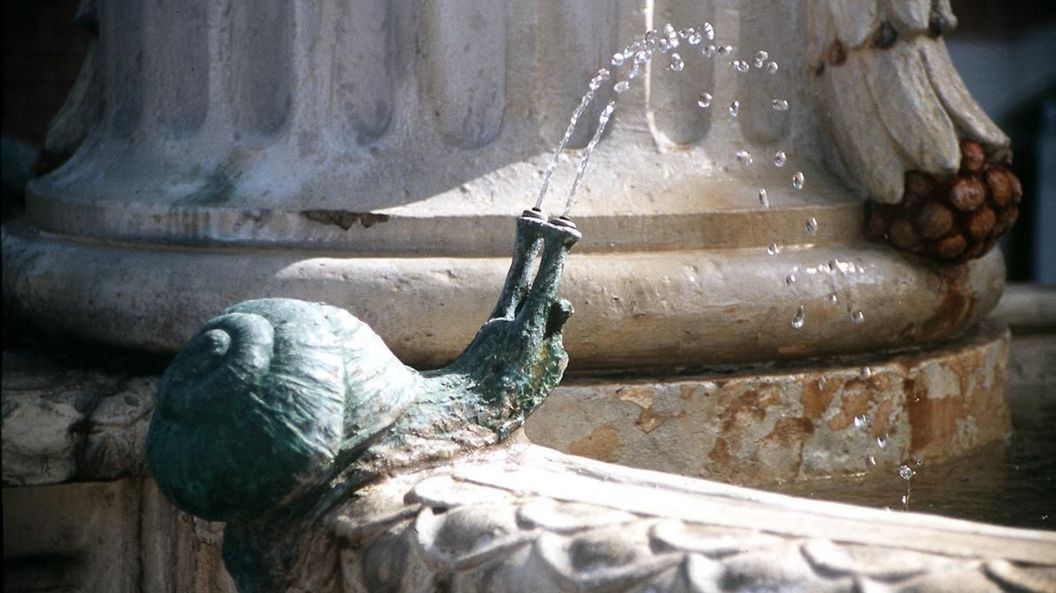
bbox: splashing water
[535,73,609,210]
[898,465,916,480]
[536,22,795,227]
[563,101,617,218]
[758,189,770,208]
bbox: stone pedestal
[3,0,1003,368]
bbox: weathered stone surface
[2,222,1005,369]
[0,322,1016,489]
[3,480,142,592]
[1,351,156,486]
[315,443,1056,593]
[527,322,1011,485]
[2,479,234,593]
[3,0,1007,368]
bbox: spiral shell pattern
[147,298,419,522]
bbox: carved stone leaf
[882,0,931,34]
[816,53,908,203]
[861,38,960,176]
[809,0,1010,204]
[517,499,639,533]
[827,2,878,47]
[318,445,1056,593]
[413,503,537,570]
[921,41,1010,153]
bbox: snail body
[147,211,580,533]
[147,298,420,522]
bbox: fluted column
[6,0,1003,370]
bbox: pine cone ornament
[867,140,1021,263]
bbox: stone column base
[527,321,1010,485]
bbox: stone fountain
[2,1,1051,592]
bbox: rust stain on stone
[568,425,620,462]
[767,417,815,440]
[907,342,1010,457]
[870,396,894,439]
[615,385,654,409]
[301,209,391,230]
[707,437,731,470]
[827,380,873,431]
[635,407,684,434]
[916,265,978,341]
[802,378,834,420]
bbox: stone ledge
[2,220,1004,368]
[527,321,1012,485]
[2,321,1015,489]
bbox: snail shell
[147,298,420,522]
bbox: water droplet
[729,100,740,118]
[628,63,642,79]
[828,293,838,304]
[588,69,610,91]
[686,29,703,45]
[773,151,787,167]
[791,305,805,329]
[867,455,877,466]
[702,44,716,58]
[644,30,658,44]
[851,309,865,324]
[898,465,916,480]
[670,53,685,71]
[785,273,797,285]
[792,171,805,190]
[805,217,818,235]
[614,81,631,94]
[702,22,715,40]
[664,23,680,48]
[758,189,770,208]
[635,50,650,64]
[860,366,873,378]
[876,434,888,448]
[736,149,752,166]
[718,44,733,55]
[913,454,926,466]
[766,61,779,74]
[659,38,671,52]
[771,98,789,111]
[696,93,713,109]
[853,415,867,429]
[753,50,769,68]
[732,60,750,73]
[768,241,781,255]
[611,52,625,67]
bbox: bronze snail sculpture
[146,209,580,590]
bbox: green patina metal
[146,210,580,592]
